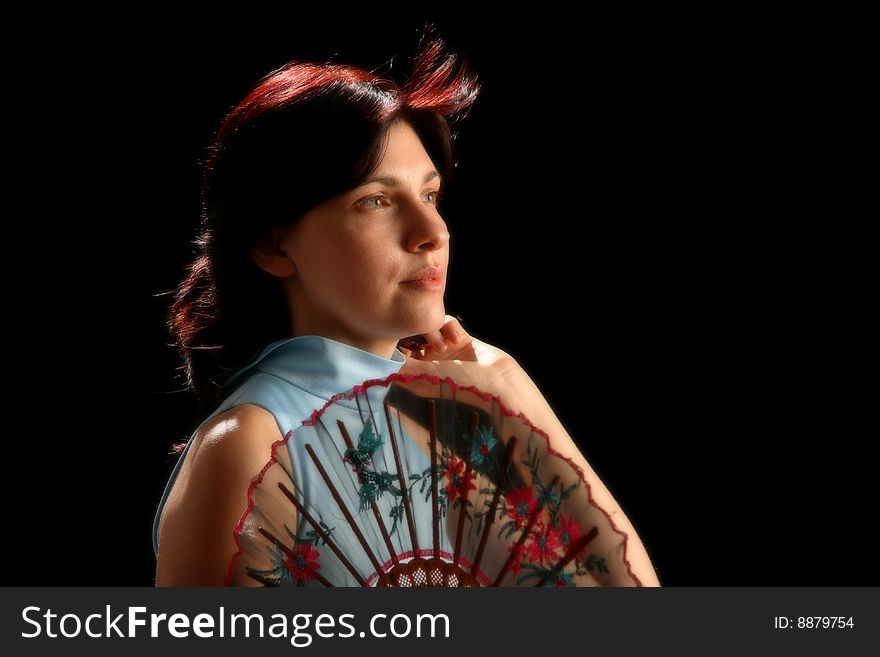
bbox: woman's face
[270,119,450,356]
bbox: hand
[398,314,478,362]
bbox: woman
[153,34,661,586]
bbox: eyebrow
[360,170,442,187]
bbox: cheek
[303,229,398,299]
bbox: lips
[402,266,444,285]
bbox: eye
[424,190,443,205]
[358,195,390,210]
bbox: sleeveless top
[151,335,407,559]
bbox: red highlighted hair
[167,29,480,411]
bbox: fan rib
[336,419,400,569]
[534,526,599,587]
[472,435,518,573]
[493,474,561,586]
[428,399,440,558]
[384,400,420,553]
[277,480,366,586]
[247,571,277,586]
[453,411,480,566]
[304,443,384,573]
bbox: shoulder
[156,404,283,586]
[191,403,281,465]
[178,404,282,486]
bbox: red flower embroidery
[558,514,582,547]
[525,522,563,565]
[443,456,475,503]
[283,543,321,581]
[505,487,537,528]
[552,574,571,587]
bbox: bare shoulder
[189,403,281,466]
[155,404,282,586]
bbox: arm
[155,404,286,586]
[493,358,662,586]
[403,316,662,586]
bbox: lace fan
[224,371,642,587]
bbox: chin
[399,305,446,336]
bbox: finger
[422,328,448,353]
[439,317,469,345]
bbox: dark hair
[168,31,480,415]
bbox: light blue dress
[151,335,407,563]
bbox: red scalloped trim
[225,371,643,587]
[224,428,295,586]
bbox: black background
[5,12,868,586]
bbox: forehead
[373,120,435,173]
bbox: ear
[250,228,297,277]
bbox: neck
[284,278,403,360]
[291,322,399,361]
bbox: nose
[403,199,450,253]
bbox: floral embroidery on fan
[291,415,607,586]
[443,455,476,503]
[284,543,321,581]
[501,438,610,586]
[504,487,538,530]
[469,425,497,471]
[343,417,401,512]
[342,416,454,537]
[244,520,335,586]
